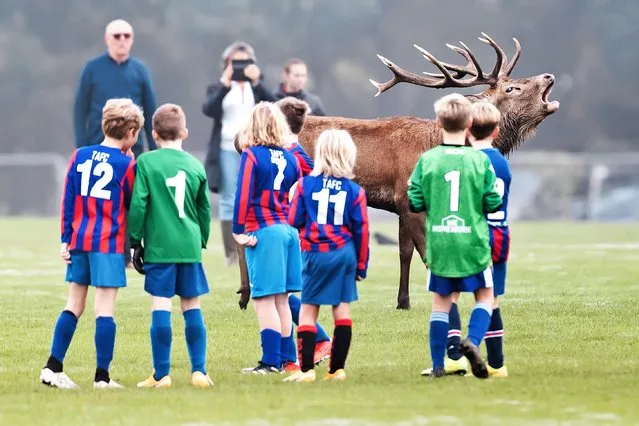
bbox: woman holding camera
[203,41,275,266]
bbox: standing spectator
[202,41,275,266]
[73,19,157,267]
[73,19,157,158]
[274,58,326,116]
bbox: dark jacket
[202,81,275,193]
[274,84,326,116]
[73,53,157,157]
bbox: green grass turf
[0,219,638,425]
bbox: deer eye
[505,86,520,94]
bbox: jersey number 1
[166,171,186,218]
[444,170,460,212]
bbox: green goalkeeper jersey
[128,148,211,263]
[407,144,502,278]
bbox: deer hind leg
[408,212,427,264]
[236,245,251,310]
[397,214,415,310]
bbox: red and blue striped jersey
[288,175,370,278]
[482,148,511,263]
[61,145,136,253]
[287,142,313,176]
[233,145,302,234]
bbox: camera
[231,59,254,82]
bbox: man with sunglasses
[73,19,157,159]
[73,19,158,267]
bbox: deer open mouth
[542,81,560,113]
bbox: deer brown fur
[235,34,559,310]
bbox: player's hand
[60,243,71,264]
[244,64,261,85]
[131,244,145,275]
[356,275,364,281]
[123,148,135,158]
[233,233,257,247]
[220,64,232,87]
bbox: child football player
[408,93,502,379]
[443,102,511,378]
[128,103,213,388]
[40,98,141,389]
[285,129,370,382]
[233,102,302,374]
[277,96,332,366]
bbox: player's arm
[196,171,212,248]
[122,160,137,210]
[127,161,149,246]
[407,156,426,213]
[295,147,314,176]
[60,151,78,244]
[232,150,256,235]
[140,65,158,151]
[72,64,91,148]
[483,157,503,214]
[288,178,307,229]
[351,186,370,280]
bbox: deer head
[369,33,560,154]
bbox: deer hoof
[396,299,411,310]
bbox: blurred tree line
[0,0,637,155]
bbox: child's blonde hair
[433,93,472,133]
[101,98,144,140]
[238,102,290,150]
[469,101,501,140]
[311,129,357,179]
[152,103,187,141]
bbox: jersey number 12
[166,171,186,218]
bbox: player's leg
[280,226,301,372]
[242,226,288,374]
[461,268,495,379]
[447,292,463,360]
[93,286,122,388]
[324,303,352,381]
[137,263,176,388]
[41,254,89,389]
[428,291,454,378]
[485,261,507,377]
[288,293,331,364]
[89,252,126,388]
[176,262,212,387]
[284,303,319,382]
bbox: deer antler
[370,33,522,97]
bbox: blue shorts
[144,263,209,298]
[428,267,493,296]
[301,242,358,306]
[65,250,126,288]
[245,224,302,299]
[492,261,506,296]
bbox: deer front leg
[236,244,250,310]
[397,214,415,310]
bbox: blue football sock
[260,329,281,368]
[184,308,207,374]
[467,302,493,347]
[288,295,301,325]
[280,333,297,365]
[50,310,78,366]
[95,316,116,372]
[447,303,462,360]
[485,307,504,369]
[151,310,172,380]
[429,311,449,369]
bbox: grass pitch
[0,218,638,425]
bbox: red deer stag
[235,33,559,310]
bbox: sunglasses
[112,33,131,40]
